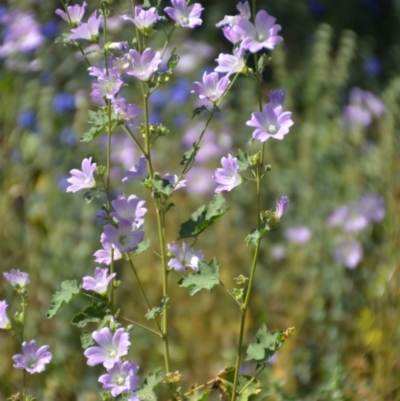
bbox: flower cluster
[327,193,385,268]
[1,270,52,374]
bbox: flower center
[267,124,278,134]
[116,375,125,385]
[109,349,117,358]
[119,234,127,246]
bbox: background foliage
[1,0,400,400]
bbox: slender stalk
[231,1,265,396]
[140,81,172,375]
[21,295,26,401]
[120,315,162,337]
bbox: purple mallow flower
[66,157,97,193]
[168,241,204,272]
[112,98,142,126]
[275,196,289,219]
[284,226,312,243]
[216,1,251,28]
[3,270,30,288]
[82,267,116,295]
[334,238,363,269]
[236,10,283,53]
[0,300,11,329]
[126,48,162,81]
[110,195,147,228]
[89,67,123,100]
[192,72,230,103]
[70,11,102,42]
[246,104,294,142]
[94,233,123,265]
[12,340,52,374]
[99,361,139,397]
[215,47,246,76]
[121,6,161,31]
[84,327,130,369]
[164,0,203,28]
[213,154,242,193]
[122,156,148,182]
[55,2,87,26]
[103,222,145,253]
[163,173,187,190]
[359,193,385,222]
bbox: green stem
[21,295,26,401]
[141,83,172,377]
[120,315,162,337]
[231,2,265,395]
[122,125,147,156]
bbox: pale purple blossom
[70,11,102,41]
[12,340,52,374]
[222,26,244,45]
[246,104,294,142]
[122,156,148,182]
[110,195,147,227]
[112,98,142,125]
[3,270,30,288]
[344,105,372,129]
[126,48,162,81]
[90,67,123,100]
[284,226,312,243]
[55,2,87,26]
[334,238,363,269]
[121,7,161,31]
[192,72,230,103]
[94,233,123,265]
[359,193,385,222]
[66,157,97,193]
[342,205,369,232]
[163,174,187,190]
[216,1,251,28]
[270,89,286,108]
[128,394,140,401]
[275,196,289,219]
[213,154,242,193]
[236,10,283,53]
[0,10,45,58]
[184,166,215,195]
[103,222,145,253]
[82,267,116,295]
[215,47,246,76]
[168,241,204,271]
[99,361,139,397]
[0,301,10,329]
[164,0,204,28]
[84,327,130,369]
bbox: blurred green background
[1,0,400,400]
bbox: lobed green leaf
[47,280,79,319]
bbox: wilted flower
[112,98,142,126]
[275,196,289,219]
[163,173,187,190]
[13,340,52,374]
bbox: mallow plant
[2,1,296,400]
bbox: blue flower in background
[60,127,77,146]
[307,0,326,17]
[149,89,168,110]
[53,92,76,113]
[171,78,191,104]
[364,56,381,76]
[17,111,36,131]
[41,19,59,39]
